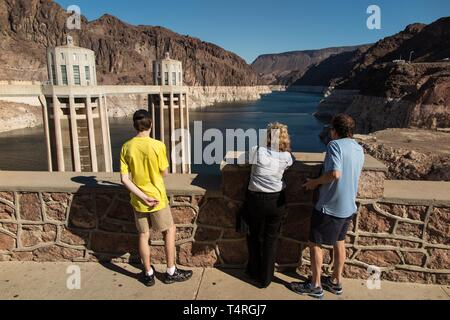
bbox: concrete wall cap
[221,151,387,172]
[0,171,219,195]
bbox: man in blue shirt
[290,114,365,299]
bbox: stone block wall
[0,189,245,268]
[220,159,449,285]
[0,157,449,285]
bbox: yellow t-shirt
[120,137,169,213]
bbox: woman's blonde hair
[267,122,291,152]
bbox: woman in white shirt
[245,122,295,288]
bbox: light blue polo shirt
[315,138,365,218]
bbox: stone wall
[0,188,237,268]
[0,154,449,285]
[221,153,449,285]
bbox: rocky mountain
[0,0,260,86]
[292,45,371,87]
[338,19,450,90]
[356,129,450,181]
[294,18,450,89]
[251,45,365,85]
[314,17,450,133]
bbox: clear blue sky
[55,0,450,63]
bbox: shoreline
[106,85,278,118]
[0,85,281,133]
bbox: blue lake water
[0,91,326,174]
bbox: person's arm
[120,145,158,208]
[158,143,170,178]
[303,170,341,190]
[121,173,159,207]
[303,142,342,190]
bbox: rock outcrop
[316,62,450,133]
[355,129,450,181]
[0,0,260,86]
[0,100,42,133]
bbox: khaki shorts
[134,206,174,233]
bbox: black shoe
[141,267,156,287]
[321,276,343,295]
[289,281,324,299]
[164,268,193,284]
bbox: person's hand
[142,196,159,208]
[303,179,319,191]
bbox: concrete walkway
[0,262,448,300]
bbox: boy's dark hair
[331,114,356,138]
[133,110,152,132]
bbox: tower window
[61,65,68,85]
[73,65,81,85]
[61,53,65,60]
[85,66,91,81]
[73,53,77,61]
[164,72,169,85]
[172,72,176,85]
[51,65,57,85]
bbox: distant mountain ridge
[0,0,260,86]
[251,45,368,85]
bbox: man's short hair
[331,114,356,138]
[133,110,152,132]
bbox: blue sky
[55,0,450,63]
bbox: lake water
[0,91,326,175]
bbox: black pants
[245,191,286,287]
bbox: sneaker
[321,276,343,295]
[140,267,156,287]
[289,281,324,299]
[164,268,193,284]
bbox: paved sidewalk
[0,262,448,300]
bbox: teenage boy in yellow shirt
[120,110,193,287]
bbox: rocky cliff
[0,0,260,86]
[292,45,371,87]
[251,45,365,85]
[356,129,450,181]
[105,86,273,118]
[0,100,42,133]
[338,18,450,90]
[187,86,272,109]
[315,17,450,132]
